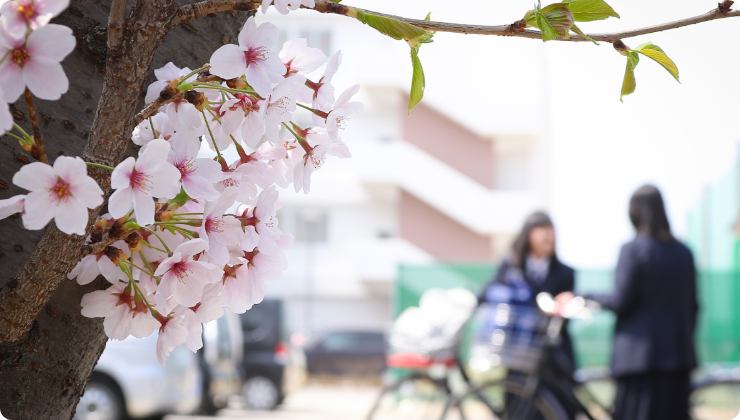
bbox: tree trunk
[0,0,249,417]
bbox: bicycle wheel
[442,375,569,420]
[367,373,449,420]
[691,379,740,420]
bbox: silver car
[74,310,244,420]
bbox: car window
[359,333,386,352]
[320,333,359,351]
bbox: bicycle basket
[469,302,550,373]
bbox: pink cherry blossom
[307,126,350,158]
[237,186,282,254]
[324,84,364,142]
[12,156,103,235]
[0,23,75,102]
[291,142,335,194]
[0,194,25,220]
[209,17,285,97]
[109,139,181,226]
[221,94,264,148]
[222,263,261,313]
[156,316,189,365]
[178,294,224,352]
[164,98,204,132]
[199,189,242,265]
[154,239,222,308]
[144,62,193,103]
[262,75,305,143]
[131,113,190,147]
[260,140,295,189]
[280,38,326,77]
[0,0,69,39]
[80,282,159,341]
[311,51,341,114]
[67,241,128,285]
[168,137,222,201]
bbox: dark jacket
[586,234,698,377]
[479,257,576,367]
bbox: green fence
[395,264,740,368]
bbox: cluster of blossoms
[0,0,361,365]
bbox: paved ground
[164,381,381,420]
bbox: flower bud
[104,246,126,266]
[185,90,205,110]
[226,77,247,90]
[613,40,630,55]
[125,231,143,253]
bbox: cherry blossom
[0,23,75,101]
[12,156,103,235]
[145,62,193,103]
[209,17,285,97]
[292,143,336,194]
[154,239,223,308]
[262,76,305,142]
[156,316,189,365]
[67,242,129,285]
[199,189,243,264]
[0,0,70,39]
[324,84,364,142]
[109,139,181,226]
[131,113,181,147]
[311,51,341,114]
[168,137,222,201]
[237,186,282,254]
[80,282,160,341]
[178,294,224,352]
[0,194,25,220]
[222,263,260,313]
[280,38,326,77]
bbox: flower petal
[111,157,135,189]
[26,24,75,61]
[132,188,155,226]
[23,56,69,100]
[108,187,133,219]
[13,161,57,191]
[210,44,247,80]
[53,195,89,235]
[0,60,24,103]
[22,190,56,230]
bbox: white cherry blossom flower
[12,156,103,235]
[291,142,335,194]
[262,75,305,143]
[200,189,242,265]
[178,294,224,352]
[131,113,183,147]
[67,241,129,285]
[80,282,160,341]
[222,262,261,313]
[169,137,222,201]
[109,139,181,226]
[324,84,363,142]
[279,38,326,77]
[0,0,69,39]
[0,23,75,102]
[156,316,189,365]
[154,239,222,308]
[0,194,25,220]
[237,186,282,254]
[209,17,285,97]
[311,50,341,114]
[145,62,193,103]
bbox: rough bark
[0,0,248,417]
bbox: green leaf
[620,51,639,102]
[535,11,560,41]
[424,12,432,21]
[530,3,574,41]
[566,0,619,22]
[355,10,428,42]
[569,24,597,44]
[634,42,680,82]
[408,47,425,114]
[169,187,193,207]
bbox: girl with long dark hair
[558,185,698,420]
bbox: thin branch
[23,88,48,164]
[108,0,128,50]
[182,0,740,43]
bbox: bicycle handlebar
[536,292,601,321]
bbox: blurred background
[73,1,740,419]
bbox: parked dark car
[305,331,387,376]
[238,299,304,410]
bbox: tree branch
[182,0,740,43]
[107,0,128,50]
[23,88,48,164]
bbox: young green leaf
[634,42,680,82]
[569,23,597,44]
[355,10,428,42]
[169,187,193,207]
[408,47,425,114]
[620,51,639,102]
[527,3,574,41]
[566,0,620,22]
